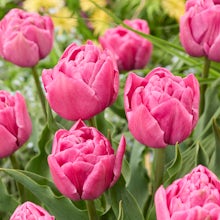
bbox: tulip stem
[86,200,99,220]
[200,57,211,116]
[31,66,58,131]
[88,117,97,128]
[152,148,166,196]
[31,66,47,119]
[9,154,25,202]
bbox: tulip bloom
[99,19,153,71]
[42,41,119,121]
[155,165,220,219]
[124,67,200,148]
[0,8,54,67]
[10,201,54,220]
[0,91,32,158]
[48,119,126,200]
[180,0,220,62]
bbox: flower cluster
[1,0,220,219]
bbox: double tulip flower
[0,8,54,67]
[155,165,220,219]
[124,67,200,148]
[48,120,126,200]
[180,0,220,62]
[42,41,119,121]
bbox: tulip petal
[209,35,220,62]
[110,135,126,186]
[48,155,80,200]
[151,99,193,145]
[92,57,119,107]
[14,92,32,146]
[0,107,17,137]
[127,104,166,148]
[62,161,93,199]
[43,72,101,120]
[155,186,171,220]
[3,32,39,67]
[82,156,115,200]
[23,25,53,59]
[124,72,145,112]
[0,124,17,158]
[183,74,200,127]
[180,13,204,57]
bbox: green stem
[31,66,58,131]
[31,66,47,119]
[86,200,99,220]
[152,148,166,196]
[88,117,97,128]
[9,154,25,202]
[200,57,211,116]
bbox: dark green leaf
[164,143,182,186]
[127,142,149,210]
[0,178,19,219]
[211,118,220,177]
[25,125,52,177]
[0,168,88,220]
[108,176,145,220]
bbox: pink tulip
[0,8,54,67]
[10,201,54,220]
[180,0,220,62]
[0,91,32,158]
[99,19,153,71]
[48,119,126,200]
[155,165,220,220]
[42,41,119,121]
[124,67,199,148]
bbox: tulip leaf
[194,77,220,140]
[146,204,156,220]
[164,143,182,186]
[0,168,88,220]
[108,176,145,220]
[0,178,19,219]
[211,118,220,177]
[25,125,52,178]
[110,95,126,119]
[96,111,114,138]
[117,200,124,220]
[195,142,209,167]
[127,141,149,210]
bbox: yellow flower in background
[161,0,185,22]
[52,7,76,34]
[90,9,112,35]
[23,0,75,34]
[80,0,111,35]
[23,0,64,13]
[80,0,106,12]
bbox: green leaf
[194,77,220,140]
[25,125,52,177]
[164,143,182,186]
[108,176,145,220]
[195,142,209,167]
[146,204,156,220]
[96,111,114,138]
[211,118,220,177]
[117,200,124,220]
[127,142,149,210]
[110,95,126,119]
[0,168,88,220]
[0,178,19,218]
